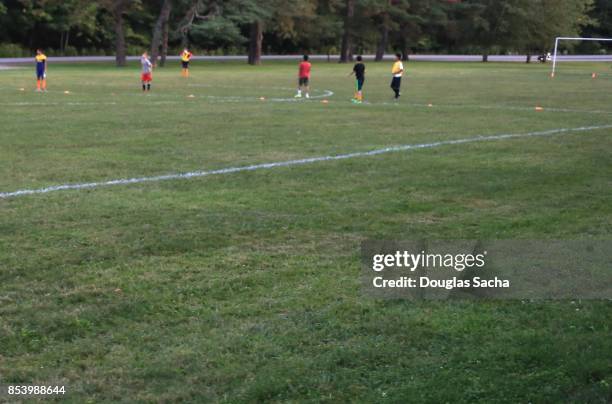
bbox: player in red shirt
[295,55,311,99]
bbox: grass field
[1,59,611,403]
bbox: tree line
[0,0,610,64]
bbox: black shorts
[390,77,402,90]
[181,61,189,68]
[356,77,365,91]
[299,77,309,86]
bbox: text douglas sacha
[372,276,510,289]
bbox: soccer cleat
[305,93,310,99]
[294,93,302,98]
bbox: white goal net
[551,37,612,77]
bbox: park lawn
[0,60,611,402]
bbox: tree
[160,14,170,65]
[391,0,447,60]
[47,0,99,53]
[248,20,264,64]
[454,0,507,62]
[175,0,269,64]
[176,0,222,48]
[581,0,612,52]
[459,0,593,62]
[374,0,392,61]
[509,0,594,62]
[177,0,315,65]
[460,0,534,61]
[112,1,129,66]
[362,0,411,61]
[151,0,173,65]
[339,0,355,62]
[0,0,603,58]
[2,0,99,52]
[101,0,137,66]
[278,0,343,59]
[245,0,316,65]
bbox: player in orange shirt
[180,48,193,77]
[35,49,47,92]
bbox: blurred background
[0,0,610,64]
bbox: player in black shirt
[350,55,365,103]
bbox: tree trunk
[375,0,391,62]
[248,20,263,65]
[151,0,172,66]
[339,0,355,63]
[114,6,127,67]
[160,19,169,67]
[181,32,189,49]
[375,25,388,62]
[400,34,409,61]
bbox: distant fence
[1,54,611,64]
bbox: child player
[390,53,404,99]
[295,55,311,99]
[349,55,365,103]
[141,51,153,92]
[35,49,47,92]
[180,48,193,77]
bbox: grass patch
[1,60,611,402]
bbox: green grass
[0,60,611,403]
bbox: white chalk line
[1,95,611,115]
[415,103,612,115]
[1,124,611,200]
[203,89,333,102]
[363,101,612,115]
[0,89,334,106]
[1,83,609,113]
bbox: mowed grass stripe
[2,124,611,199]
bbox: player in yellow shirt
[180,48,193,77]
[390,53,404,99]
[35,49,47,92]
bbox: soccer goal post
[551,37,612,77]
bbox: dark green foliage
[0,0,607,57]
